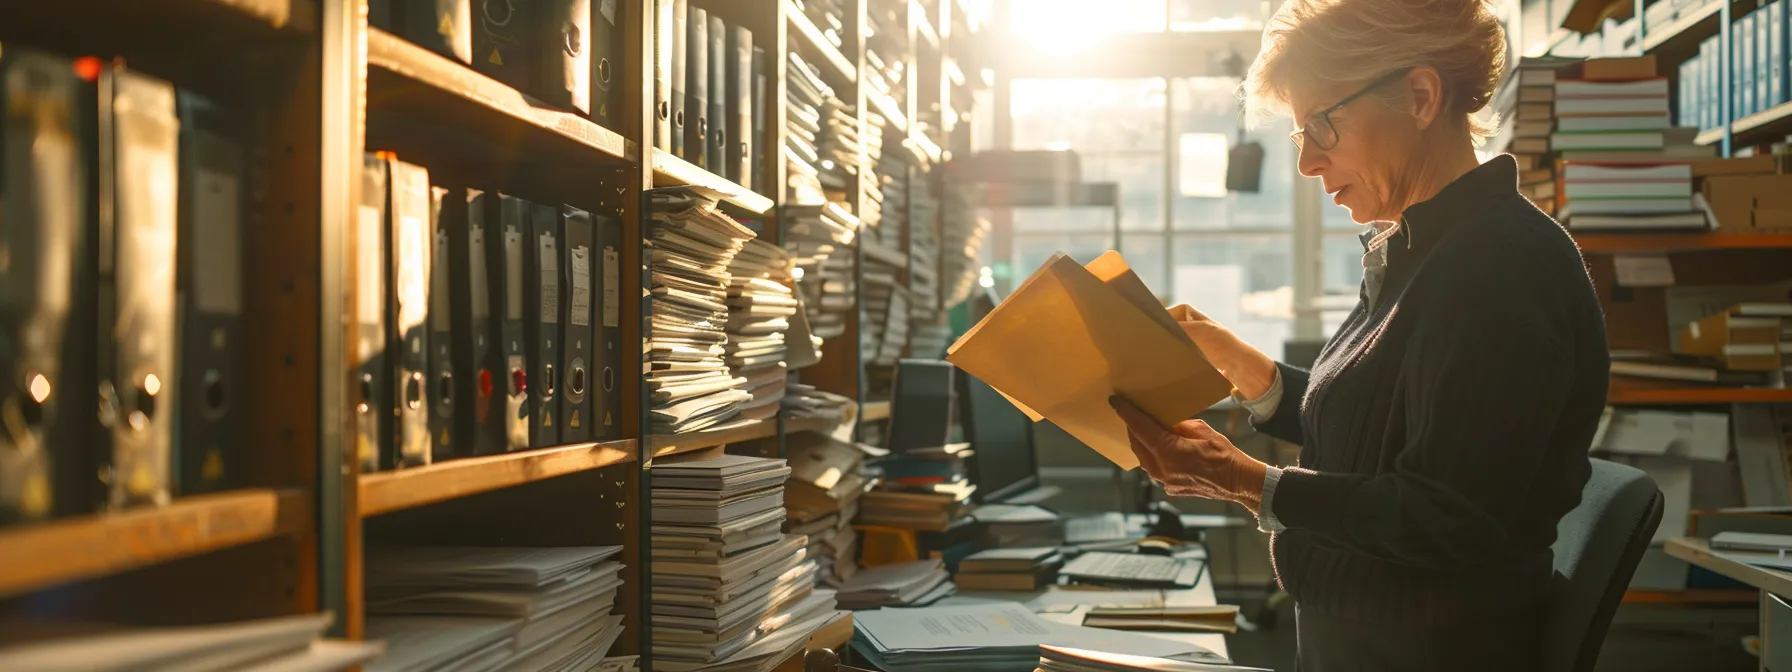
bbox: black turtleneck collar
[1382,154,1522,257]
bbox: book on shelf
[1559,197,1694,216]
[1610,358,1776,385]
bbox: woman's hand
[1169,304,1279,400]
[1111,396,1269,514]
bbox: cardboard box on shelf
[1700,174,1792,232]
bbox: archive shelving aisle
[0,0,985,670]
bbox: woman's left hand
[1110,396,1270,514]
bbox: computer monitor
[957,368,1041,504]
[887,359,956,453]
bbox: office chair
[1542,458,1664,672]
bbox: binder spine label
[603,245,619,328]
[539,233,561,324]
[571,247,592,325]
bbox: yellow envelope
[947,252,1232,470]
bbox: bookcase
[0,0,983,669]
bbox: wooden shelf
[868,89,909,133]
[1620,587,1759,605]
[862,400,892,421]
[651,148,776,214]
[0,489,308,598]
[651,419,781,457]
[1667,537,1792,597]
[1694,126,1725,147]
[914,0,941,50]
[1575,232,1792,252]
[1641,0,1724,54]
[787,0,856,85]
[786,416,843,437]
[1731,99,1792,146]
[1609,377,1792,404]
[366,27,636,164]
[359,440,637,516]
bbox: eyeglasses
[1289,68,1414,151]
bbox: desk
[930,556,1230,661]
[1666,537,1788,671]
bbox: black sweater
[1259,155,1608,626]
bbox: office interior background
[2,0,1791,670]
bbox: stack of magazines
[725,239,798,423]
[650,455,844,671]
[786,52,830,206]
[364,546,626,672]
[647,187,758,434]
[781,202,859,341]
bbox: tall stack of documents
[725,239,797,423]
[649,454,844,671]
[940,184,990,307]
[781,202,859,341]
[859,110,890,227]
[852,604,1234,672]
[785,52,830,206]
[0,613,381,671]
[647,187,758,435]
[816,96,861,194]
[860,262,900,366]
[364,545,627,671]
[785,432,876,586]
[907,174,947,358]
[835,558,954,609]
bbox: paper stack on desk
[724,239,797,423]
[1036,645,1271,672]
[782,202,859,342]
[648,454,844,671]
[955,547,1064,592]
[784,432,877,586]
[835,558,954,609]
[851,603,1231,672]
[0,613,382,672]
[364,545,627,672]
[858,453,976,533]
[647,187,759,435]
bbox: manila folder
[946,251,1232,470]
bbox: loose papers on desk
[1037,645,1271,672]
[850,603,1228,672]
[647,454,845,670]
[364,545,626,672]
[946,252,1233,470]
[0,612,382,672]
[835,558,954,609]
[648,187,759,434]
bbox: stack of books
[782,202,859,342]
[649,454,844,672]
[1490,55,1579,213]
[786,52,829,206]
[1552,56,1715,230]
[364,546,627,671]
[954,547,1064,591]
[858,452,976,533]
[785,432,877,587]
[835,558,955,609]
[0,613,381,671]
[1557,163,1707,230]
[724,239,797,424]
[646,188,758,434]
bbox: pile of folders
[0,48,269,521]
[646,188,759,434]
[654,0,768,192]
[353,153,626,473]
[370,0,627,129]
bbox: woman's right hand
[1168,304,1279,400]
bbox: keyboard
[1060,552,1196,586]
[1064,514,1131,544]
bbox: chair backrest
[1542,458,1664,672]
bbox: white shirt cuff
[1258,466,1286,533]
[1231,368,1285,425]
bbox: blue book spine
[1747,13,1758,116]
[1679,57,1691,127]
[1759,8,1771,111]
[1739,15,1752,119]
[1703,38,1715,129]
[1775,0,1787,110]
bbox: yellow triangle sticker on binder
[604,411,613,426]
[488,48,504,66]
[570,409,581,428]
[203,449,224,481]
[543,410,552,427]
[438,428,450,446]
[438,14,454,37]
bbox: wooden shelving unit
[1608,379,1792,405]
[0,489,309,598]
[1640,0,1722,54]
[1575,232,1792,252]
[0,0,983,668]
[861,400,893,421]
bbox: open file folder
[946,252,1232,470]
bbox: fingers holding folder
[945,252,1233,471]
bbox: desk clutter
[363,545,627,671]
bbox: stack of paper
[940,184,990,307]
[649,454,845,671]
[784,432,878,586]
[786,52,830,206]
[906,175,948,358]
[851,604,1229,672]
[816,96,860,193]
[782,383,857,425]
[364,545,627,672]
[859,446,976,532]
[859,110,889,227]
[599,655,641,672]
[782,202,859,342]
[647,187,759,434]
[725,239,798,423]
[860,262,902,366]
[835,559,954,609]
[1036,645,1270,672]
[0,613,381,671]
[955,547,1064,592]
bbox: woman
[1111,0,1609,669]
